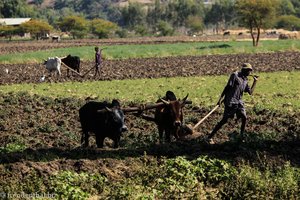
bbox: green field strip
[1,40,300,64]
[0,71,299,112]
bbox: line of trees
[1,0,300,45]
[0,16,119,40]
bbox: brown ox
[154,91,192,142]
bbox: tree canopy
[0,0,37,18]
[90,18,119,38]
[235,0,279,46]
[1,0,300,40]
[20,19,53,40]
[58,16,88,39]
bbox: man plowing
[205,63,259,144]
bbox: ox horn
[105,107,112,112]
[97,107,112,113]
[97,109,106,113]
[160,98,170,105]
[181,94,189,103]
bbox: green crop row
[1,40,300,64]
[0,71,299,112]
[1,156,299,199]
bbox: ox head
[160,94,189,128]
[65,54,72,59]
[61,55,71,62]
[98,100,128,133]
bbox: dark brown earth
[1,52,300,85]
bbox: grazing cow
[79,100,128,148]
[61,55,80,76]
[279,33,298,40]
[43,57,61,76]
[223,31,230,36]
[154,91,192,142]
[52,36,60,42]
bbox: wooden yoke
[122,100,192,113]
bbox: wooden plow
[61,62,84,78]
[192,105,220,131]
[81,65,96,77]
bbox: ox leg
[158,126,164,143]
[96,135,104,148]
[165,129,171,143]
[81,131,89,147]
[173,128,180,140]
[113,137,120,148]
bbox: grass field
[1,40,300,64]
[0,71,299,112]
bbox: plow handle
[193,105,219,130]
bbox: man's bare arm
[249,76,258,95]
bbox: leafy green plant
[222,162,300,199]
[50,171,107,200]
[38,123,56,133]
[159,157,199,194]
[0,134,26,153]
[152,156,235,198]
[192,156,237,185]
[0,142,26,153]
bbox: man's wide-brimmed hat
[242,63,253,71]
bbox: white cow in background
[43,57,61,76]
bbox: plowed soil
[1,52,300,84]
[0,92,299,183]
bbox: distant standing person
[94,46,102,77]
[205,63,258,144]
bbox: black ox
[79,100,128,148]
[61,55,80,76]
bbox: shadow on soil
[1,138,299,167]
[196,44,232,50]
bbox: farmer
[205,63,258,144]
[94,46,102,77]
